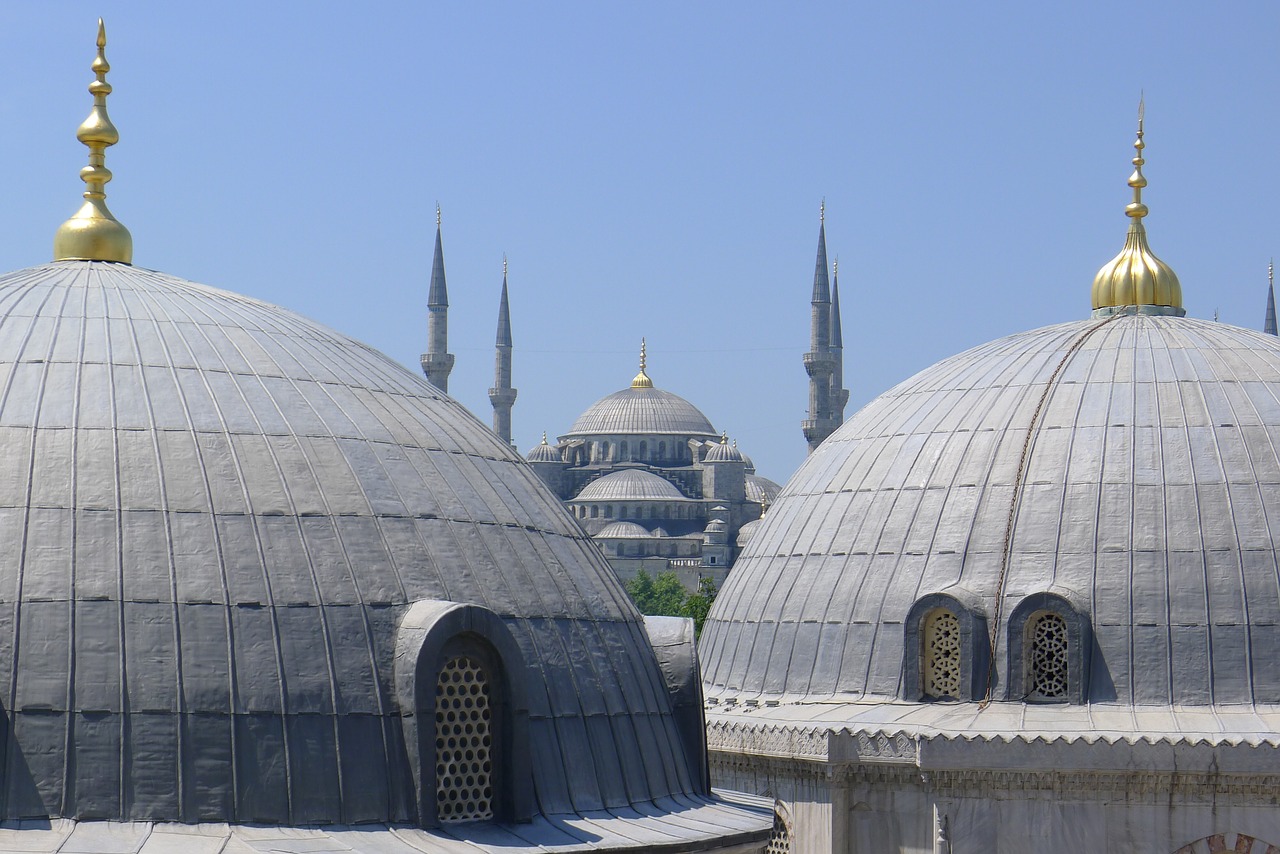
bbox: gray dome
[0,261,701,823]
[704,438,744,463]
[703,315,1280,708]
[564,386,716,438]
[574,469,689,502]
[735,518,763,548]
[595,521,651,538]
[525,436,561,463]
[744,474,781,506]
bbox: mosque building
[0,22,775,852]
[700,111,1280,853]
[416,209,857,588]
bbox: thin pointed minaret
[420,205,456,391]
[1266,261,1277,336]
[489,256,517,444]
[830,257,849,426]
[803,201,837,452]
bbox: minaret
[53,19,132,264]
[802,201,836,452]
[830,257,849,426]
[489,256,517,444]
[420,205,456,391]
[1266,261,1277,336]
[1091,98,1184,317]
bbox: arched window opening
[590,505,599,518]
[765,812,791,854]
[434,655,494,822]
[605,505,613,518]
[1027,612,1069,700]
[619,505,627,518]
[639,441,648,459]
[619,441,629,459]
[658,441,666,460]
[923,609,961,700]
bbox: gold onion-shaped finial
[1090,97,1183,316]
[631,338,653,389]
[53,19,133,264]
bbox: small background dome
[575,469,690,502]
[595,521,652,538]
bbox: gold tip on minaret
[503,254,508,277]
[436,203,441,229]
[53,19,133,264]
[819,198,825,223]
[631,338,653,389]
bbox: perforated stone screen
[764,813,791,854]
[923,609,961,699]
[435,656,494,822]
[1030,612,1069,699]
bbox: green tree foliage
[625,571,718,635]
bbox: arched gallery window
[922,609,962,700]
[902,592,989,702]
[1006,592,1090,704]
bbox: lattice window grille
[1030,612,1069,699]
[765,813,791,854]
[435,655,494,822]
[923,609,962,699]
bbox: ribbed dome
[735,518,763,548]
[595,521,651,538]
[564,386,716,438]
[704,437,744,463]
[703,314,1280,708]
[574,469,690,502]
[0,261,700,823]
[744,474,781,506]
[525,434,561,463]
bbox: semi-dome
[525,432,562,462]
[595,521,652,538]
[703,314,1280,711]
[0,260,709,825]
[744,474,781,506]
[575,468,690,502]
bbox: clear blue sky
[0,2,1276,484]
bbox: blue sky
[0,2,1276,483]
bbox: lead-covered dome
[703,314,1280,708]
[0,261,703,823]
[565,386,717,438]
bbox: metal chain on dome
[980,309,1128,706]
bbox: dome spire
[1090,97,1184,317]
[631,338,653,389]
[53,19,133,264]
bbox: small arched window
[922,609,962,700]
[619,441,629,459]
[658,441,666,460]
[434,655,494,822]
[1006,592,1090,704]
[605,505,613,518]
[590,505,599,519]
[765,809,792,854]
[903,591,990,702]
[639,441,648,459]
[1026,612,1069,700]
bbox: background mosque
[0,22,774,852]
[417,206,852,588]
[701,110,1280,853]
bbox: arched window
[601,441,610,461]
[619,505,627,518]
[434,655,494,822]
[903,591,990,702]
[395,601,532,827]
[605,505,613,518]
[639,441,648,459]
[1027,612,1069,700]
[619,441,629,459]
[765,810,792,854]
[1006,592,1090,704]
[590,505,599,518]
[658,441,666,460]
[922,609,961,700]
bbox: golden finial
[631,338,653,389]
[53,19,133,264]
[541,431,549,445]
[1090,98,1184,317]
[720,432,728,444]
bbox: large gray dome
[703,314,1280,708]
[564,386,716,438]
[0,261,700,823]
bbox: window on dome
[591,505,599,518]
[434,655,495,822]
[1027,612,1069,700]
[640,440,648,459]
[765,811,792,854]
[922,609,962,700]
[658,441,666,460]
[605,505,613,518]
[620,441,629,459]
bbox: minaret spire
[803,201,836,452]
[53,19,133,264]
[489,256,517,444]
[1266,260,1277,336]
[830,257,849,426]
[420,205,456,391]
